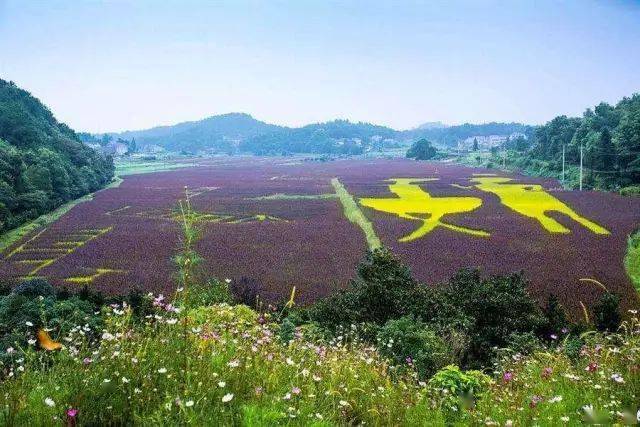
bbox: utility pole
[562,144,565,185]
[579,144,583,191]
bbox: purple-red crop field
[0,157,639,317]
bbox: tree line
[515,94,640,190]
[0,79,114,233]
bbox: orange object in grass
[37,329,62,351]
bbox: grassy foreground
[626,230,640,293]
[1,299,638,426]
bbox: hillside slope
[239,119,399,155]
[111,113,283,153]
[0,79,114,233]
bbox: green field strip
[331,178,382,250]
[626,229,640,294]
[247,193,338,201]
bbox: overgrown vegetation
[0,196,637,424]
[626,229,640,293]
[0,79,114,233]
[465,93,640,191]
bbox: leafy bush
[504,331,542,356]
[428,365,491,418]
[0,292,102,368]
[309,252,546,370]
[183,279,233,308]
[12,278,54,299]
[309,248,423,329]
[230,277,265,308]
[439,269,545,368]
[593,292,621,332]
[377,316,454,379]
[540,294,568,340]
[620,185,640,197]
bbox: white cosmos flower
[185,400,194,407]
[222,393,234,403]
[44,398,55,407]
[158,368,167,374]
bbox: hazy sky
[1,0,639,132]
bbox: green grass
[115,160,198,176]
[1,301,638,425]
[331,178,382,250]
[247,193,337,201]
[626,230,640,293]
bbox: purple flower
[67,408,78,417]
[529,395,544,408]
[292,386,301,395]
[503,371,513,383]
[82,357,92,365]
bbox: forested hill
[111,113,283,153]
[0,79,114,233]
[502,94,640,190]
[102,114,533,155]
[402,122,534,147]
[239,119,399,155]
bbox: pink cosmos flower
[503,371,514,383]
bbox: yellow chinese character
[471,176,609,234]
[360,178,489,242]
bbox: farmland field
[1,156,639,316]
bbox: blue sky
[1,0,639,132]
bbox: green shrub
[564,335,584,362]
[428,365,491,418]
[440,269,545,368]
[309,248,422,330]
[183,279,233,308]
[12,278,54,298]
[619,185,640,197]
[377,316,454,379]
[0,291,102,368]
[540,294,568,340]
[504,331,542,355]
[593,292,621,332]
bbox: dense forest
[403,122,534,147]
[507,94,640,190]
[239,119,398,155]
[0,79,114,233]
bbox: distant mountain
[239,119,399,155]
[110,113,283,153]
[415,121,448,130]
[0,79,113,232]
[101,113,533,155]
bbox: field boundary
[0,177,123,255]
[626,228,640,293]
[331,178,382,250]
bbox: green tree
[406,139,437,160]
